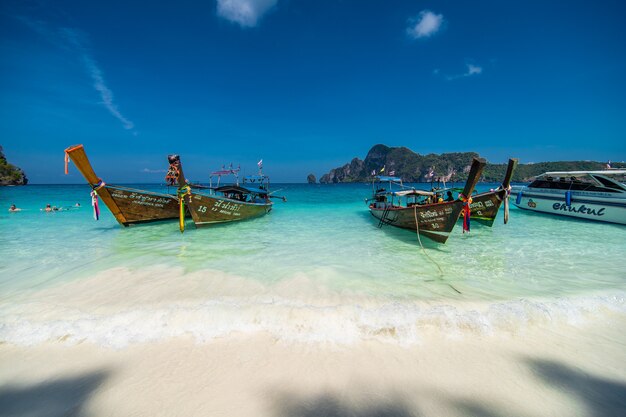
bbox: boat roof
[210,169,239,176]
[376,176,402,182]
[541,170,626,176]
[215,185,267,195]
[391,189,434,197]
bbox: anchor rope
[413,205,461,294]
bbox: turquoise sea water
[1,183,625,347]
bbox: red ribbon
[459,193,472,233]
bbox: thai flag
[258,159,263,168]
[606,160,612,169]
[389,170,395,176]
[371,170,376,176]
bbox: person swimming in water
[9,204,21,212]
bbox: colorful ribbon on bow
[89,179,106,221]
[91,190,100,220]
[93,179,106,190]
[165,163,180,186]
[459,193,472,233]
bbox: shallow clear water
[1,183,625,347]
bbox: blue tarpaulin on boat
[376,176,402,182]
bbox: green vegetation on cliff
[0,146,28,185]
[319,144,622,183]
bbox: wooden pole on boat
[502,158,518,189]
[502,158,518,224]
[64,144,129,226]
[458,157,487,232]
[461,157,487,198]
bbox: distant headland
[313,144,621,183]
[0,146,28,186]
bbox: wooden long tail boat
[368,157,486,244]
[166,155,276,230]
[469,158,518,226]
[64,144,181,226]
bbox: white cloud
[407,10,444,39]
[467,64,482,75]
[217,0,277,27]
[17,19,136,132]
[82,55,135,130]
[60,28,135,131]
[142,168,167,174]
[81,63,135,131]
[440,64,484,81]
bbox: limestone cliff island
[318,144,619,183]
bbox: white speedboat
[511,170,626,225]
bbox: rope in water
[413,205,461,294]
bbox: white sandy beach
[2,309,626,417]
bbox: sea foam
[1,268,624,348]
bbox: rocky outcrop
[319,158,364,183]
[307,174,317,184]
[319,144,479,183]
[0,146,27,186]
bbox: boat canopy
[391,189,434,197]
[376,176,402,183]
[211,170,236,176]
[529,170,626,192]
[215,185,267,195]
[541,170,626,176]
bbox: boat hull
[187,193,272,226]
[511,189,626,225]
[65,144,180,227]
[370,201,464,243]
[105,186,180,226]
[470,188,507,226]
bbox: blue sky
[1,0,625,183]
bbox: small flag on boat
[426,168,435,178]
[371,170,376,176]
[258,159,263,168]
[389,170,395,176]
[380,166,385,173]
[606,160,612,169]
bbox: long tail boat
[166,155,279,231]
[368,157,486,243]
[469,158,518,226]
[64,144,181,226]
